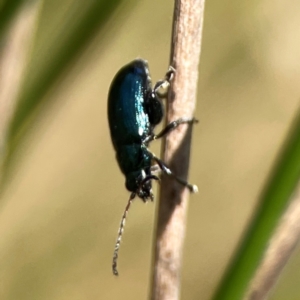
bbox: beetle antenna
[112,192,136,276]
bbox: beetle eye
[125,178,136,192]
[125,172,139,192]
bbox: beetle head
[125,170,156,202]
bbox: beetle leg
[150,164,161,174]
[151,155,198,193]
[144,118,198,144]
[155,118,198,140]
[153,66,176,98]
[138,174,160,201]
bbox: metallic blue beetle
[108,59,197,275]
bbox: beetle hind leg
[151,155,198,193]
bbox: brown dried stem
[150,0,206,299]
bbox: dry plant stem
[245,182,300,300]
[150,0,205,299]
[0,1,41,156]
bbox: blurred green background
[1,0,300,299]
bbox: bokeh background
[0,0,300,299]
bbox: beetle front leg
[152,66,176,98]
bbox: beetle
[108,59,198,275]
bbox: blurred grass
[0,0,300,300]
[213,111,300,299]
[3,0,129,185]
[0,0,26,37]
